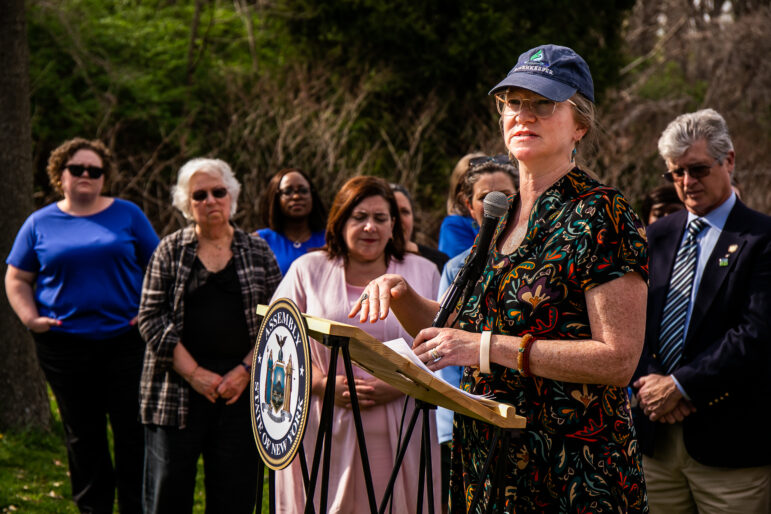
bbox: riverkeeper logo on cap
[512,48,556,75]
[251,298,311,470]
[488,44,595,103]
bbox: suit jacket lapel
[685,203,746,347]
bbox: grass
[0,389,270,513]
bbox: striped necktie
[658,218,708,373]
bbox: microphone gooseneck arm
[432,191,509,328]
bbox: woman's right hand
[27,316,61,333]
[188,367,223,403]
[5,265,61,334]
[348,274,410,323]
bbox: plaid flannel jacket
[137,225,281,427]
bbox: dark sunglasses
[278,186,311,197]
[469,154,510,168]
[191,187,228,202]
[65,164,105,179]
[662,159,718,183]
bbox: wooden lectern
[256,305,526,514]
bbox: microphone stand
[379,192,509,514]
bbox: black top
[183,257,251,362]
[416,243,449,273]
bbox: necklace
[286,231,311,249]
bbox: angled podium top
[257,304,526,430]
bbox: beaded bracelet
[517,334,536,377]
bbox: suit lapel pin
[720,244,739,267]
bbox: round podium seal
[250,298,312,470]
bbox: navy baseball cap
[489,44,595,103]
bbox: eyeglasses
[191,187,228,202]
[661,159,719,183]
[494,92,574,118]
[65,164,105,179]
[278,186,311,197]
[469,154,510,168]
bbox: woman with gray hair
[138,158,281,513]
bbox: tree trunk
[0,0,52,430]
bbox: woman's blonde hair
[447,152,486,215]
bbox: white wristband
[479,330,492,374]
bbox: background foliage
[5,0,770,509]
[25,0,771,239]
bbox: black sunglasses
[662,159,718,183]
[65,164,105,179]
[469,154,510,168]
[191,187,228,202]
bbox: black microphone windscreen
[483,191,509,218]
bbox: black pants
[143,360,259,514]
[34,327,145,514]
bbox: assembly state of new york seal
[250,298,311,470]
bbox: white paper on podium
[383,338,489,401]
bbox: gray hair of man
[658,108,734,163]
[172,158,241,221]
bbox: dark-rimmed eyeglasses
[494,92,573,118]
[191,187,228,202]
[661,159,719,183]
[469,154,510,168]
[278,186,311,197]
[65,164,104,179]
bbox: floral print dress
[448,168,649,513]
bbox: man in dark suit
[632,108,771,512]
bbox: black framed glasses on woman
[65,164,105,179]
[191,188,228,202]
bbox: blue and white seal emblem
[251,298,311,470]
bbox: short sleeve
[127,201,160,266]
[6,214,41,273]
[438,215,477,259]
[575,189,648,290]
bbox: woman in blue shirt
[5,138,159,514]
[438,153,484,259]
[257,167,327,275]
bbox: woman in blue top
[437,153,484,259]
[257,167,327,275]
[5,138,159,514]
[435,154,518,506]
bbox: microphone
[433,191,509,328]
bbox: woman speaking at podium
[272,176,440,512]
[351,45,649,513]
